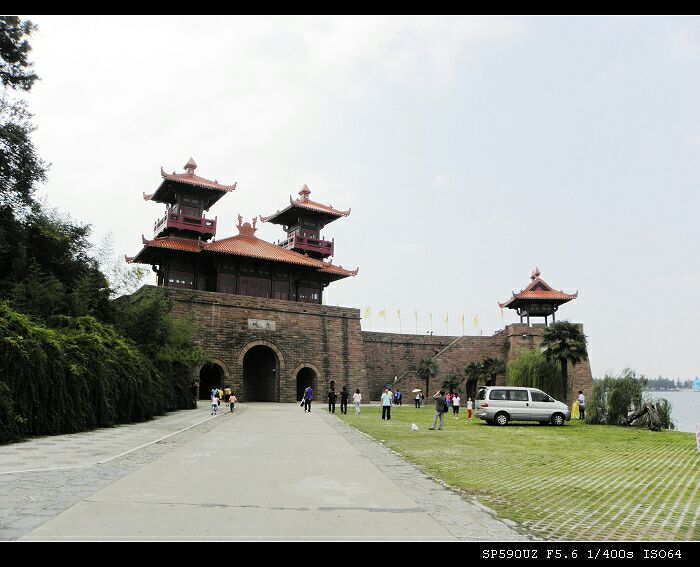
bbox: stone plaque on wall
[248,319,276,331]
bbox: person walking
[452,394,460,419]
[578,390,586,420]
[328,388,337,413]
[224,386,231,403]
[229,393,238,412]
[414,391,421,408]
[340,386,349,414]
[352,389,362,414]
[190,380,198,408]
[467,397,473,420]
[429,389,446,430]
[381,387,392,420]
[211,392,218,415]
[303,385,313,413]
[396,390,402,406]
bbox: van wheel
[495,412,509,426]
[551,413,565,426]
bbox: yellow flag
[378,309,386,318]
[444,313,448,325]
[396,308,401,318]
[364,306,371,318]
[473,314,479,328]
[414,309,418,322]
[460,313,465,324]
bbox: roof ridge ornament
[236,214,258,237]
[299,184,311,201]
[184,157,197,175]
[531,267,541,280]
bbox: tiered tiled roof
[143,158,237,209]
[129,216,358,280]
[260,185,350,224]
[499,268,577,309]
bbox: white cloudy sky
[22,16,700,379]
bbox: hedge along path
[337,408,700,542]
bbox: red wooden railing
[154,211,217,237]
[280,234,333,257]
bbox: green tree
[0,17,38,90]
[1,17,46,209]
[3,207,111,321]
[442,373,461,395]
[481,357,506,387]
[506,348,563,401]
[541,321,588,404]
[417,356,438,395]
[464,361,482,400]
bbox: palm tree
[481,357,506,387]
[417,357,438,395]
[442,373,461,395]
[541,321,588,404]
[464,361,483,400]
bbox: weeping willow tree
[506,348,564,402]
[587,369,674,429]
[0,302,163,443]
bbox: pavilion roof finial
[298,184,311,201]
[531,267,541,280]
[184,157,197,176]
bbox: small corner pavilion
[499,268,578,326]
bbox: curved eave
[149,176,236,209]
[260,199,350,225]
[319,264,359,282]
[499,294,577,310]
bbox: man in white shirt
[452,395,460,419]
[381,388,392,420]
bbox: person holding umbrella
[413,389,422,408]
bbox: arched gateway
[241,345,279,401]
[199,362,225,400]
[293,363,321,401]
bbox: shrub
[506,348,563,401]
[588,368,647,425]
[0,302,161,442]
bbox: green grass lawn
[337,405,699,541]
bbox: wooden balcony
[280,234,334,258]
[154,211,217,238]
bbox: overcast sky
[22,16,700,380]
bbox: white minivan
[475,386,571,426]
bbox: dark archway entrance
[243,345,278,401]
[199,363,224,400]
[296,367,317,401]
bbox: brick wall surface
[137,286,593,405]
[138,286,368,402]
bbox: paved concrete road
[7,404,526,541]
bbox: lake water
[646,390,700,433]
